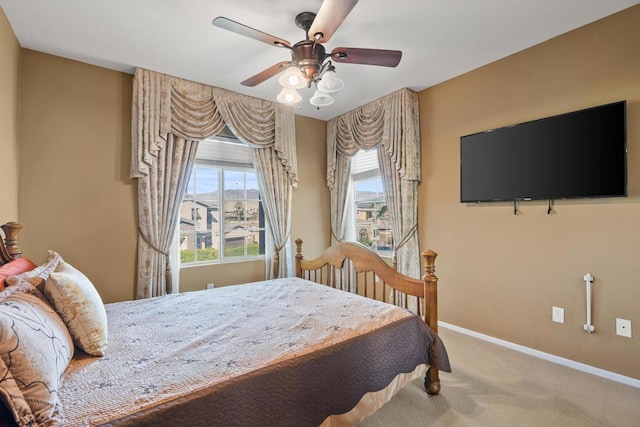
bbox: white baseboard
[439,321,640,389]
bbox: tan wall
[179,259,266,292]
[19,50,138,303]
[290,115,331,258]
[419,5,640,379]
[0,8,20,224]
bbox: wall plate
[616,318,632,338]
[552,306,564,323]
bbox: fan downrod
[295,12,316,37]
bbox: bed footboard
[294,238,441,395]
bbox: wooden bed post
[0,222,23,264]
[272,245,280,279]
[294,238,303,278]
[422,249,441,395]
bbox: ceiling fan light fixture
[310,90,334,107]
[276,87,302,104]
[317,68,344,93]
[278,66,306,89]
[213,2,403,111]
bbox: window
[352,150,392,256]
[179,133,265,265]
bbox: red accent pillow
[0,258,37,290]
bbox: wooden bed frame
[294,238,442,395]
[0,223,442,397]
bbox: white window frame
[180,138,266,266]
[352,149,393,257]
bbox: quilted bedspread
[58,277,450,426]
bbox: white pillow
[44,262,108,356]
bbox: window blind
[351,149,380,181]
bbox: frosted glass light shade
[310,90,334,107]
[317,70,344,93]
[278,67,306,89]
[276,87,302,104]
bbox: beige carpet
[359,327,640,427]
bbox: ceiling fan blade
[213,17,291,48]
[307,0,359,43]
[241,61,291,87]
[331,47,402,67]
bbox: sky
[187,167,259,196]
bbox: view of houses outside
[181,147,391,263]
[354,176,392,255]
[180,167,264,264]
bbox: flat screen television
[460,101,627,203]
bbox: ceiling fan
[212,0,402,104]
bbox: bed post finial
[423,250,437,277]
[422,249,440,395]
[1,222,23,264]
[295,239,303,278]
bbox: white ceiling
[2,0,639,121]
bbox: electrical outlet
[616,318,632,338]
[552,306,565,323]
[206,283,215,290]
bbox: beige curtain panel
[131,68,297,299]
[326,88,421,278]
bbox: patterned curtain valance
[326,87,419,190]
[326,87,421,278]
[131,68,297,186]
[130,68,298,298]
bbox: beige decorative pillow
[0,281,74,425]
[6,250,63,292]
[44,262,108,356]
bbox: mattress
[58,277,449,426]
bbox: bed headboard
[0,222,23,265]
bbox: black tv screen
[460,101,627,203]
